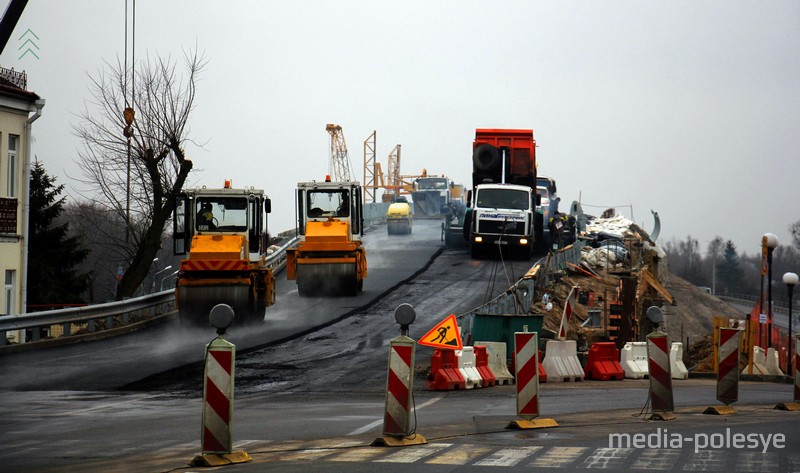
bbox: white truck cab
[469,183,536,259]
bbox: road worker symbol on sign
[418,314,463,350]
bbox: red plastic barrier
[473,345,496,387]
[538,349,548,383]
[426,349,466,390]
[584,342,624,381]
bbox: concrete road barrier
[542,340,584,382]
[670,342,689,379]
[621,342,648,379]
[477,341,514,385]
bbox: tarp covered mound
[582,246,626,269]
[580,214,666,268]
[584,215,635,238]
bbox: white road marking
[426,444,494,465]
[346,396,442,436]
[528,446,588,468]
[630,449,680,470]
[374,443,451,463]
[473,446,542,466]
[579,448,634,469]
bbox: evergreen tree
[716,240,743,295]
[27,161,90,306]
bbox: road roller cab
[173,181,275,325]
[287,178,367,296]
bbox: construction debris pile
[529,212,743,371]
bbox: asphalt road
[2,220,798,472]
[0,220,451,391]
[1,380,796,472]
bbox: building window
[4,270,15,315]
[7,135,17,198]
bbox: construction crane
[384,144,402,202]
[326,124,355,182]
[361,131,425,203]
[363,131,378,203]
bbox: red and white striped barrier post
[191,304,251,467]
[777,335,800,410]
[202,337,235,454]
[795,336,800,403]
[507,331,557,429]
[646,331,675,420]
[705,328,739,415]
[382,335,416,437]
[373,303,427,447]
[557,286,578,340]
[717,328,739,405]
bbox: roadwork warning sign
[418,314,463,350]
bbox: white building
[0,67,44,343]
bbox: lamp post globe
[764,233,779,249]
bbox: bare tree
[665,235,703,284]
[73,50,205,299]
[791,220,800,252]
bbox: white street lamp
[152,265,173,293]
[764,233,778,347]
[161,269,179,291]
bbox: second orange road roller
[286,176,367,297]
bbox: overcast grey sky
[2,1,799,257]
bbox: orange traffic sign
[418,314,463,350]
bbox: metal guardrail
[457,242,586,342]
[364,202,389,226]
[721,293,794,310]
[0,236,299,351]
[0,204,388,351]
[0,220,588,350]
[717,294,796,316]
[459,242,586,321]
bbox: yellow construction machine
[173,181,275,325]
[386,196,412,235]
[286,177,367,296]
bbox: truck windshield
[417,179,448,190]
[536,187,550,207]
[476,188,529,210]
[307,189,350,218]
[196,197,248,232]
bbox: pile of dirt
[686,335,714,372]
[529,223,747,373]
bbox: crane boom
[326,123,354,182]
